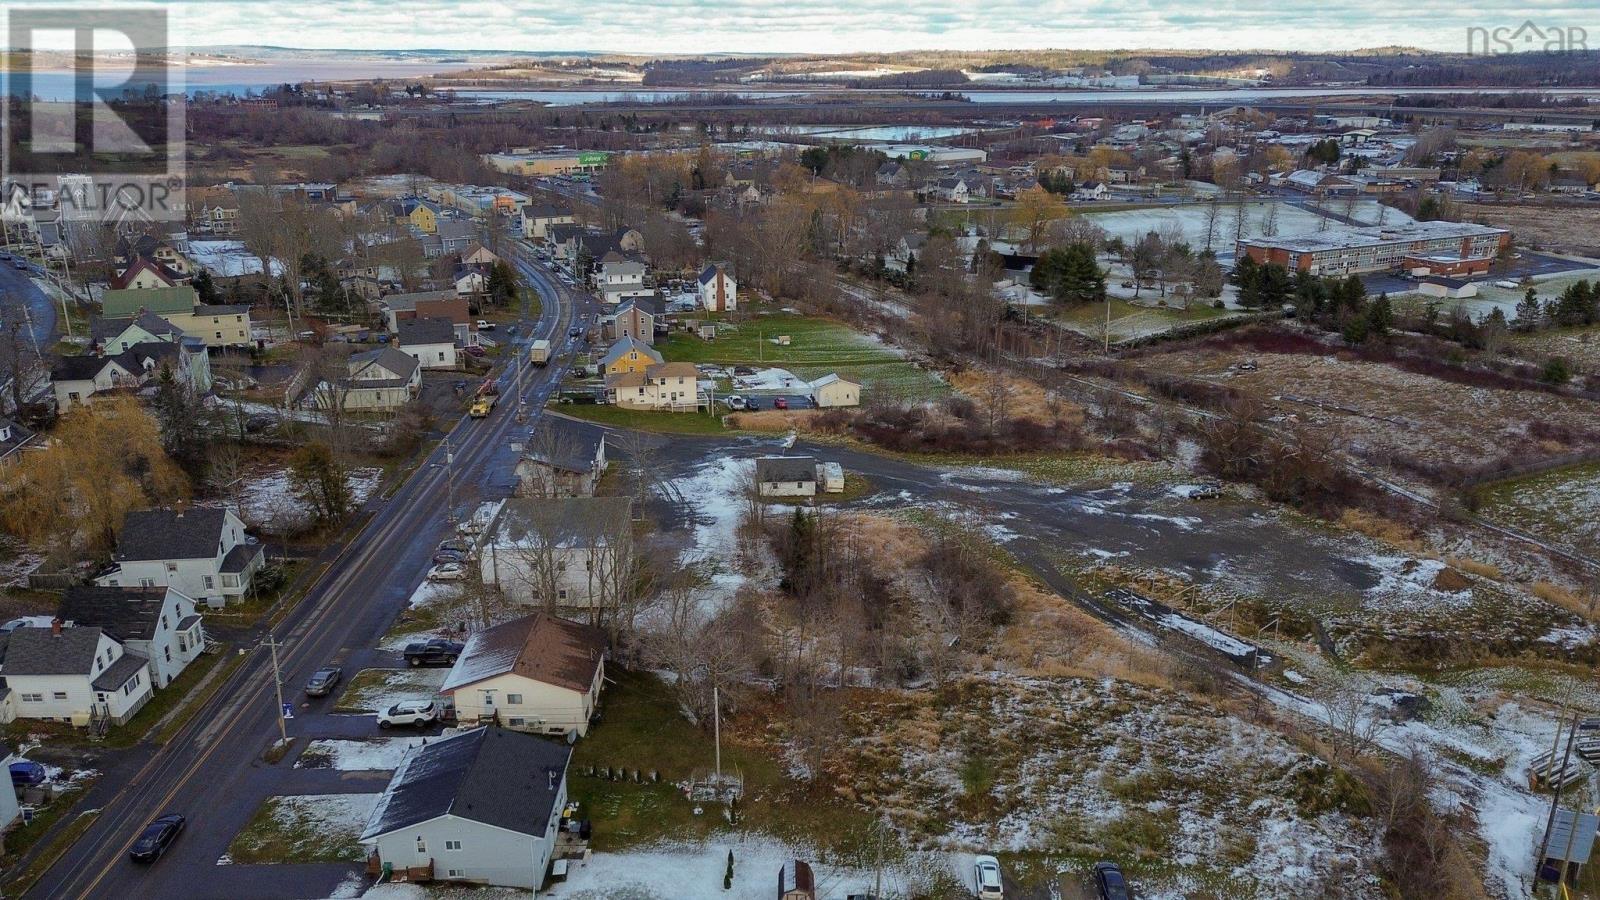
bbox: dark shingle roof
[91,651,150,691]
[524,418,605,474]
[1,626,108,675]
[756,456,818,484]
[442,612,607,694]
[397,317,457,347]
[220,542,261,574]
[488,497,632,555]
[58,586,170,642]
[91,310,184,343]
[115,507,231,562]
[362,726,571,840]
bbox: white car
[476,320,495,331]
[725,395,748,411]
[427,562,467,581]
[974,855,1004,899]
[377,699,437,728]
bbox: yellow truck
[469,381,500,418]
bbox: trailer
[529,339,552,366]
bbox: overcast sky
[4,1,1594,55]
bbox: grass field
[1477,460,1600,551]
[224,794,379,864]
[333,667,448,714]
[553,404,733,435]
[569,669,876,854]
[1051,298,1237,343]
[656,313,947,403]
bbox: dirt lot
[1460,202,1600,257]
[1141,345,1600,488]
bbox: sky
[1,1,1596,56]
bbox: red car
[462,345,486,358]
[774,397,789,410]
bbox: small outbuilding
[809,373,861,408]
[756,456,818,498]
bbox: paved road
[0,257,58,352]
[25,250,600,900]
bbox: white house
[397,317,460,371]
[95,507,264,608]
[478,497,633,611]
[360,727,572,890]
[517,418,608,499]
[58,586,205,689]
[0,622,154,726]
[1071,180,1108,201]
[698,263,737,312]
[519,203,574,241]
[441,613,607,737]
[604,362,703,411]
[598,257,650,305]
[304,347,422,411]
[756,456,819,498]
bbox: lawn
[655,312,947,404]
[224,793,380,864]
[333,667,448,714]
[1050,297,1238,344]
[570,669,876,855]
[1476,460,1600,551]
[552,404,733,435]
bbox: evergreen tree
[193,269,219,305]
[1513,288,1543,331]
[1232,254,1261,308]
[724,850,734,890]
[1257,263,1293,308]
[1365,293,1393,337]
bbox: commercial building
[1236,221,1512,277]
[484,150,611,177]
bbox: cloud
[3,0,1596,54]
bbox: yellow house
[409,201,440,234]
[598,336,664,376]
[166,304,254,348]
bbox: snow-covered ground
[233,465,382,533]
[337,668,448,714]
[186,240,285,278]
[296,737,432,771]
[731,367,811,394]
[1079,198,1410,250]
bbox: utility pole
[1536,711,1580,880]
[444,437,458,525]
[264,635,288,747]
[712,684,722,787]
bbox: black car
[404,639,464,667]
[304,666,343,697]
[1093,862,1131,900]
[568,327,583,338]
[437,539,470,555]
[432,550,466,565]
[129,814,185,863]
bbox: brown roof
[414,297,470,325]
[649,362,699,379]
[442,613,607,694]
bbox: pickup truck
[403,639,464,667]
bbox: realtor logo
[1467,19,1589,55]
[1,7,186,223]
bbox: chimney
[51,617,63,636]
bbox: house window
[415,837,426,854]
[165,647,172,663]
[178,636,188,652]
[139,578,155,588]
[203,575,215,590]
[223,574,239,588]
[508,717,526,727]
[165,563,178,574]
[445,840,462,851]
[446,869,464,879]
[506,694,522,705]
[20,693,42,703]
[52,691,68,700]
[557,589,568,601]
[161,615,168,631]
[96,692,107,702]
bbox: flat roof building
[1236,221,1511,277]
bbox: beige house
[605,362,702,411]
[166,304,253,348]
[809,373,861,408]
[441,613,608,738]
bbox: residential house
[598,336,664,376]
[612,297,661,346]
[91,310,185,354]
[96,507,263,608]
[597,255,650,305]
[410,200,442,234]
[51,341,211,410]
[933,177,970,204]
[517,418,607,499]
[887,233,926,273]
[379,290,459,332]
[0,417,38,467]
[441,613,607,737]
[605,362,702,411]
[302,346,422,412]
[0,622,153,726]
[478,496,634,611]
[438,221,479,256]
[808,373,861,408]
[1071,180,1109,201]
[455,270,488,298]
[98,286,253,348]
[461,243,500,269]
[101,286,196,320]
[359,727,572,889]
[876,162,909,187]
[756,456,819,498]
[57,586,204,689]
[519,203,574,241]
[698,263,738,312]
[397,317,460,370]
[110,255,183,291]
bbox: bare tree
[1321,676,1386,762]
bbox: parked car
[974,855,1004,899]
[426,562,467,581]
[725,395,748,411]
[1184,479,1223,500]
[129,814,186,863]
[476,319,495,331]
[774,397,790,410]
[432,549,466,565]
[437,539,470,555]
[377,699,438,728]
[303,666,342,697]
[9,760,47,787]
[11,260,27,270]
[243,414,276,434]
[568,326,583,338]
[732,366,756,377]
[462,344,486,358]
[404,638,464,667]
[1093,862,1131,900]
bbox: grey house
[360,726,572,890]
[516,418,607,498]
